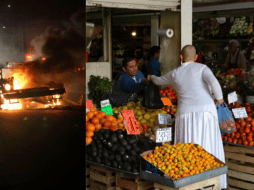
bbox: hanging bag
[142,81,164,109]
[217,102,236,135]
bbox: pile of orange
[138,123,148,133]
[160,87,177,103]
[143,142,224,180]
[86,107,125,144]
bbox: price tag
[101,104,113,115]
[228,91,237,104]
[86,99,93,109]
[232,107,248,118]
[121,110,140,135]
[156,128,172,143]
[101,99,110,107]
[158,114,172,125]
[161,97,172,106]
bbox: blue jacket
[147,57,161,76]
[120,70,147,94]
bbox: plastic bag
[217,102,236,135]
[142,81,164,109]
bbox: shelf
[193,39,250,43]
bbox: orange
[86,131,94,137]
[119,123,124,128]
[100,118,106,124]
[103,120,112,128]
[86,137,92,144]
[86,115,89,122]
[95,113,103,119]
[100,111,106,117]
[86,123,95,131]
[91,118,99,125]
[87,111,95,119]
[142,124,148,129]
[95,123,102,131]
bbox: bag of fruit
[217,102,236,135]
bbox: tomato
[248,131,254,137]
[228,137,232,143]
[236,123,241,130]
[249,141,254,147]
[162,93,166,97]
[241,121,246,127]
[164,90,169,93]
[241,134,247,140]
[223,136,228,142]
[231,132,236,139]
[238,139,243,144]
[246,117,252,123]
[167,93,171,97]
[235,132,240,139]
[239,127,245,133]
[226,133,231,137]
[247,136,253,142]
[233,138,238,144]
[243,140,249,146]
[236,119,242,123]
[251,118,254,126]
[245,127,250,134]
[246,123,251,128]
[159,90,164,94]
[166,107,170,112]
[246,106,252,113]
[252,125,254,131]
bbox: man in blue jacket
[147,46,161,77]
[110,57,148,107]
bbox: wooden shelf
[193,39,250,43]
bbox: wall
[85,62,111,99]
[159,11,181,76]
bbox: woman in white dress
[148,45,227,189]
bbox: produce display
[86,128,155,173]
[162,105,177,116]
[142,143,224,180]
[160,87,178,104]
[222,103,254,147]
[229,17,249,38]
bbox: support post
[181,0,192,49]
[107,8,112,81]
[151,15,159,46]
[103,8,108,62]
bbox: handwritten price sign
[232,107,248,118]
[101,99,110,108]
[156,128,172,143]
[121,110,140,135]
[101,104,113,115]
[228,91,237,104]
[158,114,172,125]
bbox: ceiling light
[132,31,136,36]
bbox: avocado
[113,160,118,168]
[97,133,104,142]
[111,144,119,152]
[129,156,136,164]
[140,149,145,154]
[118,163,124,170]
[132,143,137,149]
[115,155,121,163]
[105,160,111,166]
[131,150,137,156]
[120,139,128,147]
[130,135,136,139]
[93,131,99,136]
[103,149,109,157]
[117,146,125,152]
[91,146,97,152]
[96,157,102,164]
[125,136,131,142]
[99,129,106,134]
[97,151,102,158]
[90,141,96,147]
[92,135,98,141]
[116,129,123,134]
[122,154,130,162]
[124,162,131,171]
[134,147,140,154]
[97,143,103,149]
[111,134,118,143]
[107,141,113,149]
[132,168,138,173]
[148,139,153,144]
[102,140,108,146]
[87,155,93,161]
[119,149,125,156]
[125,145,131,151]
[129,139,136,144]
[108,154,115,161]
[104,133,110,139]
[118,133,124,139]
[92,151,97,157]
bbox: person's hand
[143,78,148,86]
[147,75,152,80]
[215,99,224,106]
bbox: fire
[12,72,29,90]
[1,95,21,110]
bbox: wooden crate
[90,164,116,190]
[86,163,90,190]
[116,172,154,190]
[154,176,220,190]
[224,144,254,190]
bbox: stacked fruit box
[224,143,254,190]
[86,163,90,190]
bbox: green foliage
[88,75,111,106]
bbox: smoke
[0,25,23,67]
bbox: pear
[140,119,147,125]
[127,102,133,107]
[137,110,143,116]
[122,106,128,110]
[138,116,143,121]
[118,114,122,119]
[113,109,119,114]
[144,113,151,120]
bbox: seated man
[109,57,148,107]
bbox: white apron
[174,112,227,189]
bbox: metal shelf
[193,39,250,43]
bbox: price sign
[158,114,172,125]
[228,91,237,104]
[86,99,93,109]
[121,110,140,135]
[101,104,113,115]
[101,99,110,107]
[161,97,172,106]
[232,107,248,118]
[156,128,172,143]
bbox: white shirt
[151,62,223,119]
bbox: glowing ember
[1,95,21,110]
[12,72,29,90]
